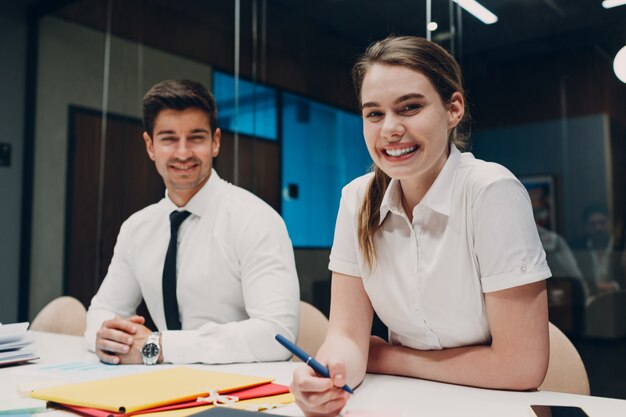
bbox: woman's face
[360,64,463,187]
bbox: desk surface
[1,332,625,416]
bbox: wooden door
[215,131,281,212]
[65,107,164,309]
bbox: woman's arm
[320,272,375,386]
[367,280,549,390]
[291,272,374,416]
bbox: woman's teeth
[385,146,417,157]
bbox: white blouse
[329,146,551,350]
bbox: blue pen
[275,334,354,394]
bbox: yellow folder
[30,367,273,413]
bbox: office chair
[30,296,87,336]
[538,322,590,395]
[293,301,329,361]
[585,290,626,339]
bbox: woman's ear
[447,92,465,129]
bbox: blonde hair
[353,36,470,268]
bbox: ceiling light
[427,21,439,31]
[452,0,498,24]
[614,45,626,84]
[602,0,626,8]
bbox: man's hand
[95,315,151,364]
[596,280,620,293]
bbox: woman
[291,36,550,416]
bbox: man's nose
[174,138,193,158]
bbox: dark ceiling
[5,0,626,58]
[268,0,626,58]
[128,0,626,74]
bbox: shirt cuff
[481,263,551,293]
[161,330,200,364]
[328,257,361,278]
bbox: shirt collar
[379,145,461,224]
[163,169,220,218]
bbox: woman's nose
[380,115,405,141]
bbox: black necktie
[162,210,192,330]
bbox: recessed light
[614,45,626,84]
[427,21,439,32]
[452,0,498,24]
[602,0,626,9]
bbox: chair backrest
[546,277,586,336]
[30,296,87,336]
[584,290,626,339]
[294,301,329,362]
[538,322,590,395]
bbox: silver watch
[141,332,161,365]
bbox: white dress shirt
[329,146,551,350]
[85,170,300,364]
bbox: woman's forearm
[367,338,546,390]
[368,281,549,391]
[317,332,369,388]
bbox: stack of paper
[0,322,38,366]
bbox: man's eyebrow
[155,128,210,136]
[155,129,176,136]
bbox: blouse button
[521,265,527,272]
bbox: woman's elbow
[505,355,549,391]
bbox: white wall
[0,9,27,323]
[30,17,214,318]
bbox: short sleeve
[472,178,551,292]
[328,182,363,278]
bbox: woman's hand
[291,359,352,417]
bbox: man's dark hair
[582,204,608,223]
[142,79,218,137]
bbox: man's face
[586,212,609,242]
[143,108,220,205]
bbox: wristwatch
[141,332,161,365]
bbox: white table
[1,332,626,416]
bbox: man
[572,205,626,296]
[84,79,299,365]
[527,186,585,294]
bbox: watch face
[142,343,159,358]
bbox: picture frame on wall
[521,174,557,232]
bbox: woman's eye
[401,103,421,113]
[364,111,383,119]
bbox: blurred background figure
[527,186,586,295]
[572,205,626,297]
